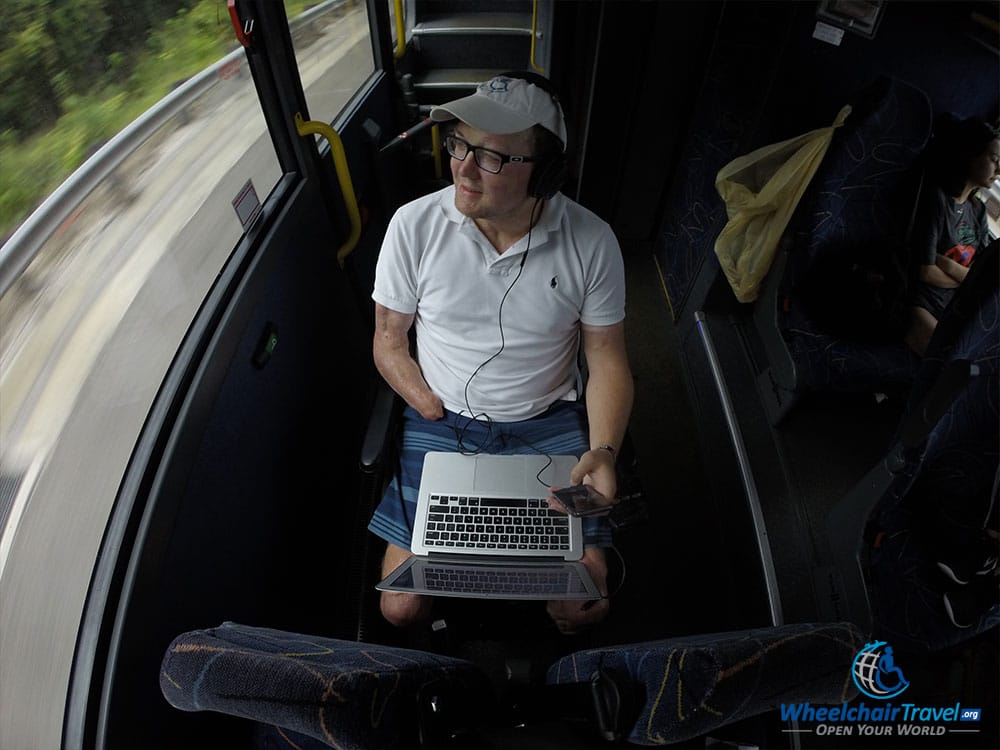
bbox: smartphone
[549,485,614,517]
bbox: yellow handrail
[431,123,442,180]
[530,0,544,73]
[294,113,362,268]
[393,0,406,59]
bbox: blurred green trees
[0,0,260,241]
[0,0,188,138]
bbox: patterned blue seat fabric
[159,621,495,750]
[545,622,865,747]
[866,241,1000,651]
[162,621,868,747]
[769,76,931,395]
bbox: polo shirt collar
[439,187,565,264]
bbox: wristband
[595,444,616,459]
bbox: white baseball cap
[430,75,567,151]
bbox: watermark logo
[852,641,910,700]
[779,639,981,741]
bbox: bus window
[0,5,312,743]
[0,2,285,580]
[287,0,375,124]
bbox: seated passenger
[367,72,634,635]
[904,115,1000,356]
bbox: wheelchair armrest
[360,378,402,474]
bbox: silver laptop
[376,452,602,600]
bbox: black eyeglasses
[444,135,541,174]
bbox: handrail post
[530,0,544,73]
[295,113,362,267]
[393,0,406,59]
[431,123,442,180]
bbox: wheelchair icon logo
[852,641,910,700]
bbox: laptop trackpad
[473,455,526,494]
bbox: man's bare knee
[380,590,432,628]
[379,542,433,627]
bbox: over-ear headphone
[499,70,569,200]
[529,150,569,200]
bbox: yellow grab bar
[530,0,544,73]
[393,0,406,59]
[431,123,442,180]
[295,113,362,268]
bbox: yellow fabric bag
[714,105,852,303]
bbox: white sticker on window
[232,179,263,231]
[813,21,845,46]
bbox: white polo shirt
[373,186,625,422]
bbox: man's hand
[570,448,618,502]
[546,547,609,634]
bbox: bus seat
[753,76,931,422]
[160,620,866,748]
[159,621,495,749]
[545,621,865,746]
[826,239,999,650]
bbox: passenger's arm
[935,254,969,284]
[373,303,444,420]
[574,321,634,501]
[918,262,961,289]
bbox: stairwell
[391,0,553,113]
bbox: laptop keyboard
[423,495,571,551]
[422,564,580,595]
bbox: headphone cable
[456,196,544,452]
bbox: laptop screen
[377,555,601,600]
